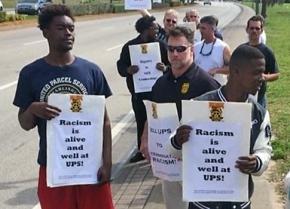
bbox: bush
[112,4,125,13]
[0,11,7,23]
[69,3,112,16]
[170,1,181,6]
[0,11,26,23]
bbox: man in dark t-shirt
[13,5,114,209]
[140,26,219,209]
[245,15,279,108]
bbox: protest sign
[145,101,182,181]
[129,42,162,93]
[125,0,151,10]
[182,100,251,202]
[47,94,105,187]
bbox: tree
[261,0,267,18]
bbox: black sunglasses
[249,27,261,31]
[166,19,177,24]
[167,45,190,53]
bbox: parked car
[15,0,52,15]
[0,0,3,11]
[204,0,212,5]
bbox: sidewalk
[111,161,283,209]
[111,3,284,209]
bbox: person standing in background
[140,8,178,42]
[245,15,279,108]
[194,15,231,85]
[117,16,169,163]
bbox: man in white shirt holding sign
[171,45,272,209]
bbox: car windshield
[18,0,38,3]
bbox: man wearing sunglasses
[140,26,219,209]
[194,15,231,86]
[244,15,279,108]
[117,16,169,163]
[140,9,178,42]
[182,9,202,43]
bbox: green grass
[265,3,290,183]
[242,0,290,196]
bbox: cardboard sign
[129,42,162,93]
[47,94,105,187]
[182,100,251,202]
[145,100,182,181]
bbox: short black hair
[167,26,194,44]
[200,15,217,27]
[38,4,75,30]
[230,44,265,72]
[246,15,264,29]
[135,16,156,34]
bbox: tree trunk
[255,0,260,15]
[261,0,267,18]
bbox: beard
[170,61,184,70]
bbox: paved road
[0,2,242,209]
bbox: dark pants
[188,201,251,209]
[131,95,147,149]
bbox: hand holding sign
[97,164,112,183]
[156,62,166,72]
[174,125,193,147]
[235,155,258,174]
[127,65,139,75]
[29,102,61,120]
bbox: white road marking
[112,110,134,146]
[23,40,46,46]
[106,44,123,52]
[0,80,17,91]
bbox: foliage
[0,11,26,22]
[264,3,290,184]
[69,3,112,15]
[112,3,125,13]
[0,11,6,22]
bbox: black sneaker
[129,152,145,163]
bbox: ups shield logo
[181,82,189,94]
[152,103,158,119]
[140,44,148,54]
[209,102,224,122]
[70,95,83,112]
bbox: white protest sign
[125,0,152,10]
[47,94,105,187]
[145,101,182,181]
[182,100,251,202]
[129,42,163,93]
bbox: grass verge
[263,3,290,195]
